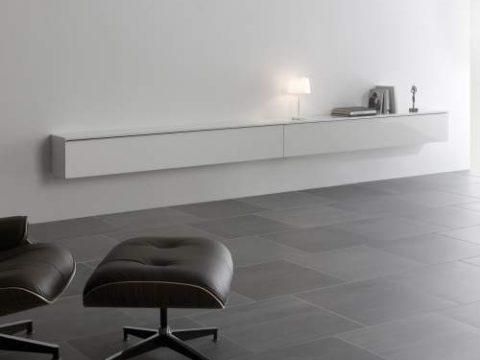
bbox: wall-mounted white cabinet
[283,112,449,157]
[52,125,283,179]
[52,112,449,179]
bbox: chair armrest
[0,216,29,251]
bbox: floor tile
[1,296,134,343]
[387,331,480,360]
[298,278,454,325]
[191,215,294,239]
[191,296,318,330]
[30,217,114,242]
[392,261,480,304]
[363,173,480,197]
[331,194,433,218]
[436,183,480,197]
[441,225,480,245]
[69,330,128,360]
[192,296,360,353]
[232,260,342,300]
[83,259,102,269]
[456,201,480,212]
[463,257,480,267]
[257,205,371,229]
[387,173,480,194]
[396,190,478,207]
[337,313,479,358]
[358,178,433,194]
[224,291,255,307]
[403,206,480,228]
[372,233,480,264]
[238,191,333,210]
[414,172,480,188]
[442,301,480,329]
[39,234,118,262]
[104,223,225,242]
[334,190,478,219]
[98,207,200,230]
[232,337,384,360]
[175,199,264,220]
[287,245,422,282]
[329,216,444,244]
[262,225,369,253]
[303,184,391,202]
[62,263,93,298]
[222,236,299,267]
[221,309,360,353]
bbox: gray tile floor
[5,171,480,359]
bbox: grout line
[293,295,367,328]
[335,336,390,360]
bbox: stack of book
[331,107,378,117]
[368,86,396,114]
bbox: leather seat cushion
[0,243,76,316]
[83,237,234,309]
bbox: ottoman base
[106,309,218,360]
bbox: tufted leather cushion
[83,237,234,309]
[0,243,76,316]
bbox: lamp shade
[287,77,311,95]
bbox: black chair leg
[106,334,162,360]
[172,327,218,342]
[123,326,158,341]
[0,333,59,359]
[165,334,212,360]
[0,320,33,335]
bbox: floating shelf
[51,111,449,179]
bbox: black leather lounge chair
[0,216,76,359]
[83,236,234,360]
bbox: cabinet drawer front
[61,126,283,178]
[284,113,449,157]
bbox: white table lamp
[287,77,311,120]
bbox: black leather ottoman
[83,237,233,360]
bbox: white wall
[472,0,480,173]
[0,0,471,223]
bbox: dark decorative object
[368,91,382,112]
[368,86,396,114]
[409,85,419,113]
